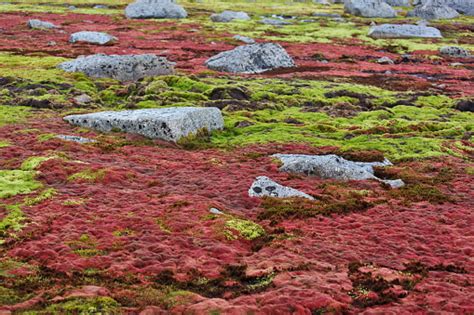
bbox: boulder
[259,18,292,25]
[455,99,474,112]
[249,176,314,200]
[384,0,410,5]
[27,19,57,29]
[407,0,459,19]
[69,31,117,45]
[413,0,473,15]
[63,107,224,142]
[205,43,295,74]
[210,11,250,22]
[233,35,255,44]
[125,0,187,19]
[58,54,175,81]
[368,24,442,38]
[439,46,471,58]
[344,0,397,18]
[272,154,405,188]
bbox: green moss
[0,204,25,238]
[24,188,57,206]
[43,297,120,313]
[390,184,452,205]
[68,169,106,182]
[156,218,172,233]
[0,140,9,148]
[0,170,42,199]
[20,156,54,171]
[0,286,23,305]
[0,105,30,126]
[224,218,265,240]
[37,133,56,142]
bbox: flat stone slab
[63,107,224,142]
[58,54,175,81]
[69,31,117,45]
[125,0,187,19]
[56,135,96,144]
[233,35,255,44]
[259,18,292,25]
[28,19,58,29]
[368,24,442,38]
[211,11,250,22]
[249,176,314,200]
[272,154,405,188]
[205,43,295,74]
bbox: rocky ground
[0,0,473,314]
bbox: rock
[69,31,117,45]
[377,56,395,64]
[249,176,314,200]
[384,0,410,5]
[233,35,255,44]
[47,41,57,46]
[205,43,295,74]
[313,0,332,4]
[313,12,343,18]
[125,0,187,19]
[58,54,175,81]
[344,0,397,18]
[73,94,93,104]
[439,46,471,58]
[368,24,442,38]
[413,0,472,15]
[259,18,292,25]
[210,11,250,22]
[56,135,96,144]
[63,107,224,142]
[209,207,224,214]
[455,99,474,112]
[68,5,76,10]
[272,154,405,188]
[407,0,460,19]
[27,19,57,29]
[93,4,108,9]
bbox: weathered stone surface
[259,18,292,25]
[313,12,343,18]
[368,24,442,38]
[210,11,250,22]
[69,31,117,45]
[248,176,314,199]
[377,56,395,64]
[56,135,96,144]
[58,54,175,81]
[27,19,57,29]
[125,0,187,19]
[344,0,397,18]
[233,35,255,44]
[205,43,295,74]
[455,99,474,112]
[439,46,471,58]
[413,0,473,15]
[384,0,410,6]
[407,0,460,19]
[63,107,224,142]
[272,154,405,188]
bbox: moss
[0,170,42,199]
[68,168,106,182]
[43,297,120,313]
[112,228,134,237]
[24,188,57,206]
[390,184,452,205]
[0,285,24,305]
[0,204,25,240]
[156,218,172,233]
[0,140,9,148]
[20,156,55,171]
[177,128,212,150]
[37,133,56,142]
[0,105,30,126]
[224,218,266,240]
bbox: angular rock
[368,24,442,38]
[249,176,314,200]
[58,54,175,81]
[272,154,405,188]
[125,0,187,19]
[205,43,295,74]
[69,31,117,45]
[344,0,397,18]
[384,0,410,5]
[63,107,224,142]
[233,35,255,44]
[259,18,291,26]
[27,19,57,29]
[439,46,471,58]
[407,0,459,19]
[210,11,250,22]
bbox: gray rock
[233,35,255,44]
[439,46,471,58]
[259,18,292,25]
[73,94,93,104]
[93,4,108,9]
[249,176,314,200]
[407,0,460,19]
[63,107,224,142]
[384,0,410,5]
[68,5,76,10]
[313,0,332,4]
[125,0,187,19]
[27,19,58,29]
[377,56,395,64]
[69,31,117,45]
[56,135,96,144]
[344,0,397,18]
[368,24,442,38]
[209,207,224,214]
[205,43,295,74]
[413,0,473,15]
[58,54,175,81]
[272,154,405,188]
[313,12,342,18]
[210,10,250,22]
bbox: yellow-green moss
[224,218,265,240]
[68,168,106,182]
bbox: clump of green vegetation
[0,170,42,199]
[20,156,55,171]
[156,218,172,233]
[68,168,106,182]
[66,234,106,257]
[112,228,134,237]
[0,105,30,126]
[0,140,9,148]
[24,188,57,206]
[224,218,266,240]
[43,297,120,313]
[390,184,452,205]
[176,128,212,150]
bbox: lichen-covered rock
[384,0,410,5]
[407,0,460,19]
[125,0,187,19]
[58,54,175,81]
[233,35,255,44]
[69,31,117,45]
[249,176,314,199]
[63,107,224,142]
[56,135,96,144]
[439,46,471,58]
[377,56,395,64]
[272,154,405,188]
[27,19,58,29]
[344,0,397,18]
[205,43,295,74]
[259,18,292,25]
[368,24,442,38]
[210,11,250,22]
[413,0,473,15]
